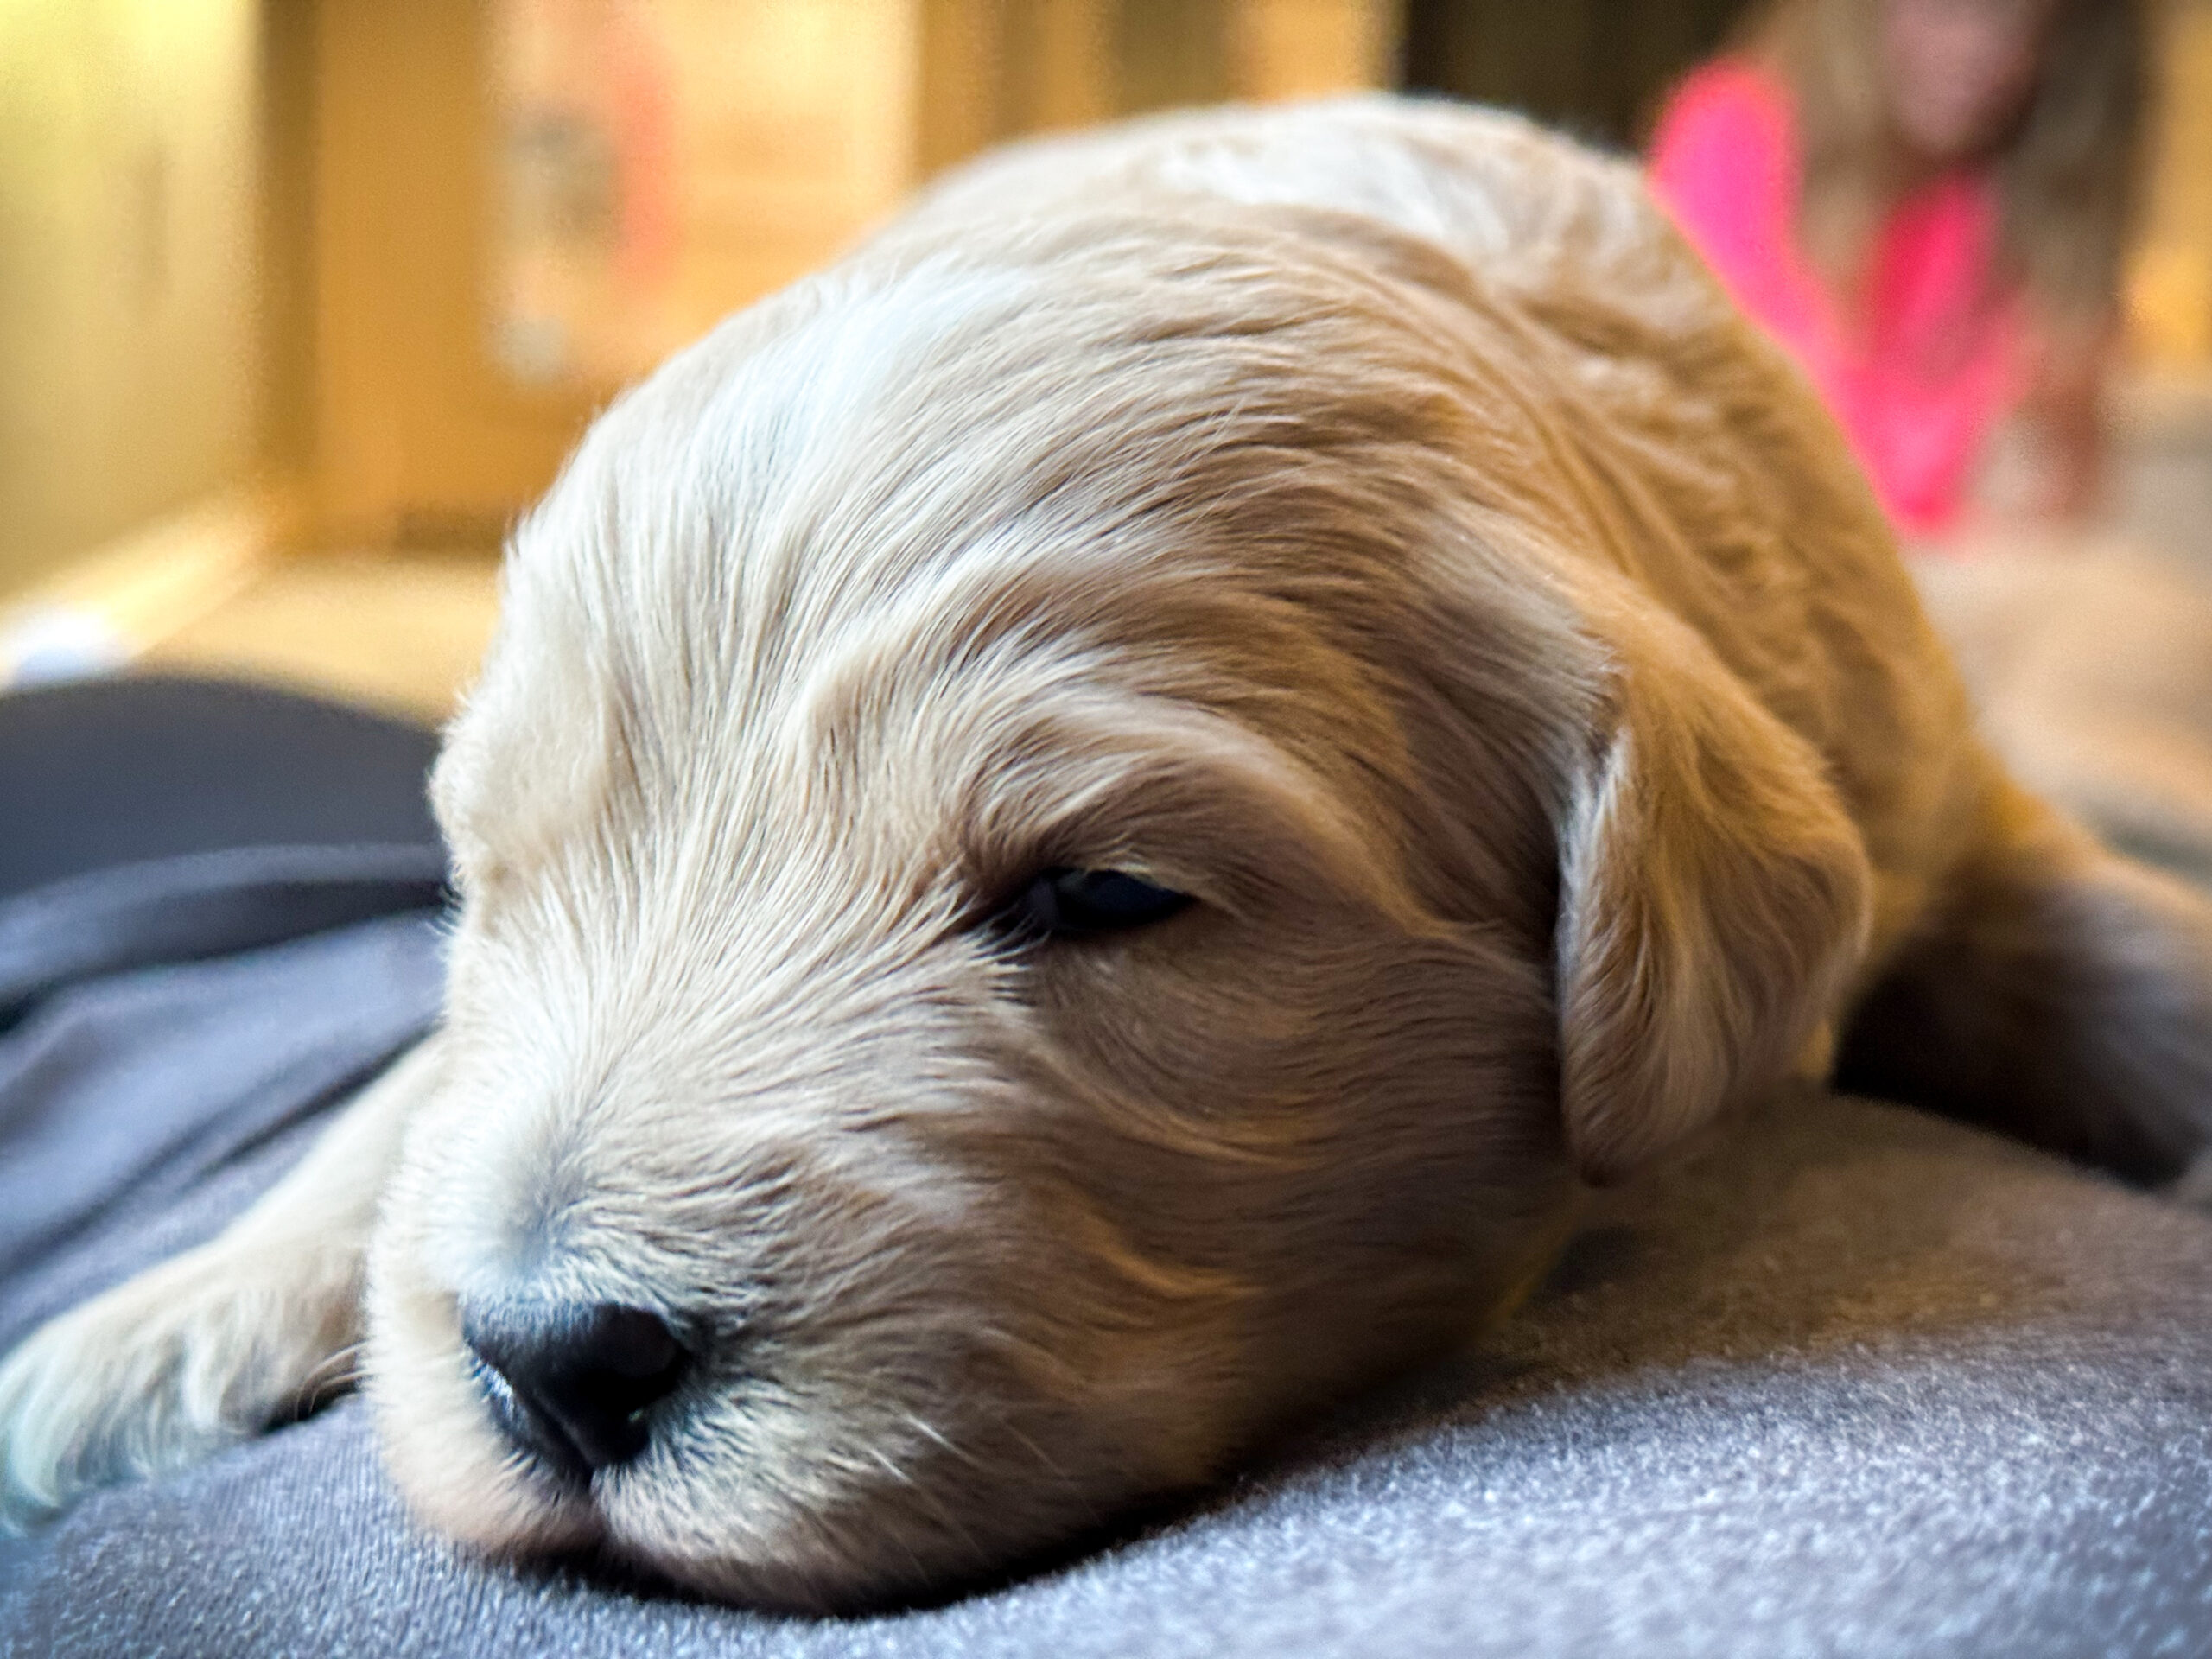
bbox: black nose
[461,1299,688,1480]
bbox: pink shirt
[1648,60,2024,534]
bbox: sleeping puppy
[6,98,2212,1612]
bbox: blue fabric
[0,895,444,1352]
[0,676,442,902]
[0,849,444,1613]
[0,843,445,1031]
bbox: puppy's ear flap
[1556,595,1872,1184]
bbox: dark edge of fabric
[0,845,451,1031]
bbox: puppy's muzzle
[461,1298,690,1482]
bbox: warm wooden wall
[2135,0,2212,367]
[308,0,601,548]
[924,0,1394,162]
[0,0,266,597]
[312,0,1395,543]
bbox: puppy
[6,99,2212,1612]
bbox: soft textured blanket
[3,846,2210,1657]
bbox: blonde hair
[1751,0,2152,337]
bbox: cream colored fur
[6,99,2212,1611]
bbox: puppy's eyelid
[983,866,1196,946]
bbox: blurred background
[2,0,2209,726]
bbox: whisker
[296,1340,367,1402]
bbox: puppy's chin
[588,1460,1061,1617]
[361,1249,1145,1613]
[365,1340,1145,1614]
[362,1276,603,1564]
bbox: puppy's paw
[0,1242,360,1534]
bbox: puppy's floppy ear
[1555,589,1872,1184]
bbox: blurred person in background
[1647,0,2151,542]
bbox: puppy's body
[6,99,2212,1610]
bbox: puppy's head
[364,207,1868,1609]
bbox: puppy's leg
[0,1034,442,1532]
[1837,783,2212,1185]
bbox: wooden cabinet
[308,0,1394,546]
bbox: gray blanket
[3,849,2210,1657]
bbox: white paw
[0,1242,361,1534]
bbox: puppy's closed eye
[994,868,1194,943]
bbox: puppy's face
[364,216,1867,1609]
